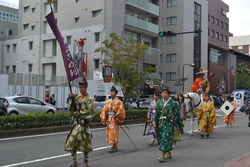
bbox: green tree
[95,33,155,105]
[236,62,250,89]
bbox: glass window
[215,32,219,39]
[23,24,29,30]
[166,53,176,62]
[32,7,36,13]
[13,44,16,52]
[6,66,9,73]
[94,59,100,69]
[216,18,219,26]
[224,36,228,43]
[209,48,224,65]
[24,6,29,13]
[167,16,177,25]
[95,32,100,42]
[29,41,33,50]
[159,73,163,80]
[29,98,42,105]
[28,64,32,73]
[166,36,176,44]
[220,34,223,41]
[211,30,214,37]
[220,21,223,28]
[167,0,176,7]
[166,72,176,81]
[66,36,72,45]
[92,9,102,17]
[74,17,79,23]
[6,45,10,53]
[12,65,16,73]
[211,16,214,23]
[225,23,228,30]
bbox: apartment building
[208,0,232,94]
[158,0,208,94]
[2,0,160,87]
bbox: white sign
[220,101,235,115]
[93,71,103,80]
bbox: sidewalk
[224,152,250,167]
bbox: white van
[231,89,250,111]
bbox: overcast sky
[0,0,249,36]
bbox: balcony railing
[125,0,159,16]
[125,14,158,34]
[144,47,160,65]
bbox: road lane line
[0,146,111,167]
[0,123,145,142]
[186,124,227,134]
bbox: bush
[0,109,148,131]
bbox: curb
[224,152,250,167]
[0,118,145,139]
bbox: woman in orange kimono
[224,96,236,127]
[100,86,126,153]
[197,93,217,138]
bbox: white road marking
[1,146,111,167]
[186,124,227,134]
[0,123,145,142]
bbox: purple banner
[45,12,79,82]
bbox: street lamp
[182,63,195,93]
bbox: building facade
[208,0,232,94]
[2,0,160,87]
[158,0,208,94]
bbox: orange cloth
[100,97,126,145]
[190,78,204,92]
[223,101,236,124]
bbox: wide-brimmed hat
[196,68,208,74]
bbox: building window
[74,17,79,23]
[167,16,177,25]
[225,23,228,30]
[215,32,219,39]
[66,36,72,45]
[31,25,35,31]
[13,44,16,53]
[24,6,29,13]
[6,66,9,73]
[209,48,224,65]
[224,36,228,43]
[208,14,210,22]
[160,54,163,63]
[220,21,223,28]
[29,41,33,50]
[211,16,214,23]
[8,29,12,36]
[12,65,16,73]
[211,30,214,37]
[23,24,29,30]
[216,18,219,26]
[94,59,100,69]
[28,64,32,73]
[76,0,79,3]
[166,53,176,62]
[208,28,210,36]
[166,36,176,44]
[167,0,176,7]
[6,45,10,53]
[32,7,36,13]
[92,9,102,17]
[95,32,100,42]
[166,72,176,81]
[220,34,223,41]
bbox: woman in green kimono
[64,78,94,167]
[154,89,183,162]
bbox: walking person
[100,86,126,153]
[50,94,56,105]
[147,91,160,146]
[197,93,217,138]
[154,89,183,162]
[64,78,94,167]
[224,96,236,127]
[176,94,186,134]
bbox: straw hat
[196,68,208,74]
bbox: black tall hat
[110,85,118,93]
[79,77,88,87]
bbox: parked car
[0,96,57,115]
[94,95,137,111]
[0,101,7,116]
